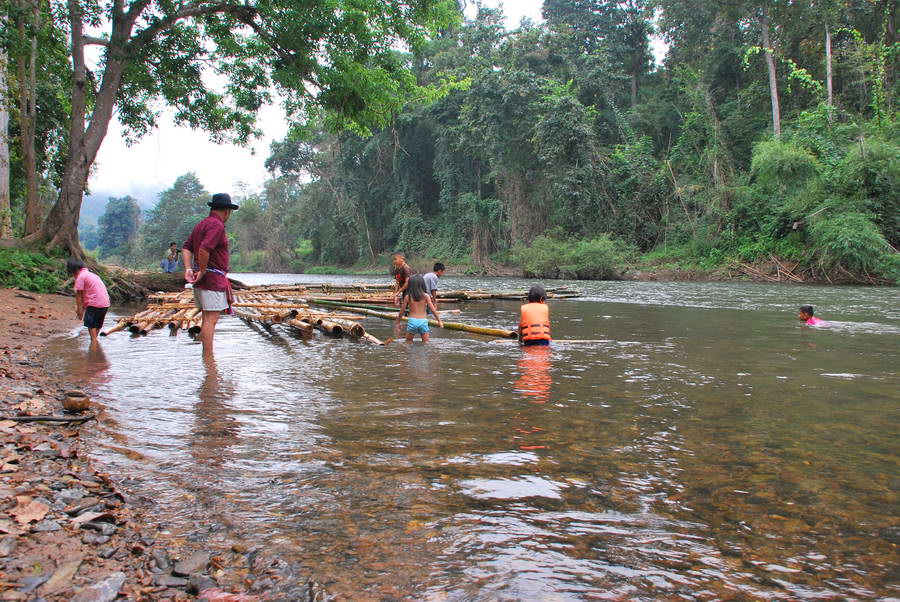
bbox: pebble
[55,487,87,505]
[0,536,18,557]
[31,520,61,533]
[152,550,172,571]
[187,574,217,595]
[98,546,118,559]
[82,533,110,545]
[152,574,188,588]
[70,572,126,602]
[173,551,210,576]
[82,521,117,536]
[65,497,101,515]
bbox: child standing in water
[396,275,443,343]
[519,285,551,346]
[798,305,828,326]
[68,258,111,345]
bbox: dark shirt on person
[183,212,230,292]
[393,264,412,291]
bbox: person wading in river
[182,193,239,354]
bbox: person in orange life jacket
[519,284,551,346]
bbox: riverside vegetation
[1,1,897,284]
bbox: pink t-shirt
[806,316,827,326]
[74,268,110,308]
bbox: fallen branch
[1,414,96,424]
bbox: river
[47,276,900,599]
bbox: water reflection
[513,345,552,404]
[70,341,111,389]
[190,355,239,468]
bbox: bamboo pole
[101,318,130,336]
[309,299,518,339]
[287,319,314,335]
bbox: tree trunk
[825,22,833,109]
[759,8,781,137]
[631,71,638,108]
[39,0,128,256]
[18,0,41,236]
[0,19,11,239]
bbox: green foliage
[97,196,142,258]
[133,173,210,267]
[0,249,67,293]
[808,212,894,275]
[512,234,635,280]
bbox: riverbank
[0,288,322,600]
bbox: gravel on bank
[0,288,272,601]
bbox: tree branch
[83,35,109,46]
[129,2,257,51]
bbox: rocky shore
[0,289,327,601]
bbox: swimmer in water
[799,305,827,326]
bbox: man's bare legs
[200,310,220,355]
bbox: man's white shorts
[193,287,229,311]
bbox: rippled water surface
[48,276,900,599]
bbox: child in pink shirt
[68,258,111,344]
[798,305,827,327]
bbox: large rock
[173,551,210,577]
[71,572,126,602]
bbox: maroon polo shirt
[183,212,230,292]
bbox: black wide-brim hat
[208,193,239,210]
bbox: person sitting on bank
[396,275,443,343]
[68,258,111,346]
[423,262,445,314]
[160,242,179,273]
[519,284,551,346]
[798,304,828,327]
[391,251,413,306]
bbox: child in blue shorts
[396,275,443,343]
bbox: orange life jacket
[520,302,551,341]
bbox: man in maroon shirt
[182,193,239,354]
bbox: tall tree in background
[757,4,782,136]
[134,173,208,264]
[26,0,457,256]
[97,195,141,257]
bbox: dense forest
[262,0,896,282]
[3,0,898,283]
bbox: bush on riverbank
[0,249,68,293]
[512,234,635,280]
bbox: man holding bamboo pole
[182,193,239,355]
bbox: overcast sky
[89,1,664,203]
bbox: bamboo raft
[103,283,581,345]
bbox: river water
[47,276,899,599]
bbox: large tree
[27,0,457,255]
[96,194,141,257]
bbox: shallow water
[48,276,900,599]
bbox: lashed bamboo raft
[103,282,580,345]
